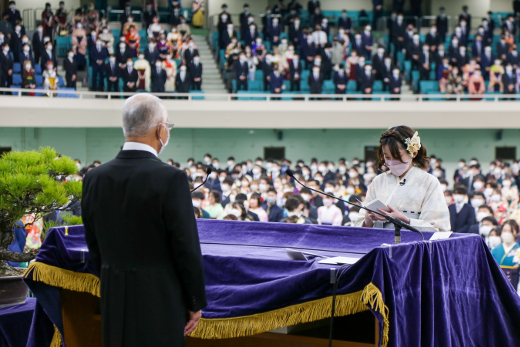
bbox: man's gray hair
[122,94,168,137]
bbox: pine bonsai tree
[0,148,82,276]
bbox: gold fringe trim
[50,325,62,347]
[24,262,100,297]
[25,262,389,346]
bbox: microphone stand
[286,170,423,243]
[191,167,213,193]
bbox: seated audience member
[175,65,191,95]
[283,196,312,224]
[64,50,78,89]
[99,27,114,55]
[502,63,517,99]
[486,226,502,250]
[105,54,120,92]
[229,201,256,221]
[72,22,87,67]
[269,64,284,95]
[491,220,520,289]
[192,191,210,219]
[21,60,36,93]
[467,68,485,98]
[43,61,58,95]
[206,191,224,219]
[318,195,343,226]
[125,25,140,57]
[151,59,167,92]
[333,64,348,95]
[471,214,498,238]
[265,188,283,222]
[147,16,162,41]
[144,41,160,66]
[488,59,504,92]
[449,186,476,233]
[249,194,268,222]
[288,54,302,91]
[134,52,151,91]
[177,17,191,40]
[121,58,138,92]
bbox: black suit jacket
[436,15,448,35]
[338,17,352,30]
[184,48,199,66]
[40,50,57,70]
[105,62,120,78]
[308,72,324,94]
[502,73,517,94]
[425,33,440,48]
[82,150,207,347]
[0,51,13,77]
[359,72,375,93]
[144,49,160,65]
[288,24,302,43]
[176,72,191,92]
[496,42,511,58]
[389,75,402,94]
[151,66,167,92]
[289,61,302,81]
[448,203,476,234]
[189,63,203,80]
[63,58,77,78]
[121,67,138,90]
[116,48,130,66]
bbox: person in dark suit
[20,44,34,66]
[144,42,160,66]
[142,4,157,30]
[116,41,130,67]
[320,43,333,79]
[448,186,476,234]
[189,55,202,90]
[3,1,21,27]
[502,64,517,100]
[407,34,422,70]
[175,65,191,96]
[380,56,394,90]
[120,3,133,27]
[105,55,120,92]
[90,40,108,91]
[308,66,323,95]
[239,4,251,39]
[82,93,207,347]
[268,17,282,46]
[471,35,484,62]
[121,58,138,92]
[265,189,283,222]
[32,25,44,64]
[372,0,383,28]
[371,47,386,80]
[389,68,402,99]
[308,0,321,15]
[288,55,302,91]
[261,56,273,91]
[40,41,57,72]
[219,24,237,50]
[300,35,317,69]
[459,5,471,31]
[63,50,77,89]
[419,44,432,81]
[338,10,352,31]
[425,26,440,52]
[333,64,348,95]
[288,18,302,45]
[243,23,259,47]
[151,60,167,93]
[507,49,520,70]
[480,46,494,80]
[269,64,284,97]
[310,7,323,27]
[359,64,375,94]
[184,41,199,66]
[454,46,469,71]
[436,7,448,43]
[496,35,510,62]
[235,54,249,91]
[351,33,366,60]
[361,25,373,60]
[0,43,13,92]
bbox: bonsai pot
[0,273,29,307]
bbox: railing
[1,88,519,102]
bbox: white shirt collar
[122,142,158,157]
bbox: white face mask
[156,63,162,69]
[138,55,145,60]
[127,62,133,67]
[453,194,465,204]
[473,181,484,190]
[479,225,492,237]
[484,188,493,197]
[221,184,230,192]
[322,199,333,207]
[501,232,515,244]
[346,187,355,195]
[259,183,268,192]
[476,212,489,222]
[22,38,28,43]
[490,194,501,202]
[25,63,31,69]
[24,46,30,53]
[180,67,186,72]
[231,209,242,217]
[109,57,115,63]
[68,53,74,59]
[192,200,201,208]
[471,199,485,208]
[158,124,170,155]
[503,180,511,188]
[488,236,502,249]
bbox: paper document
[429,231,453,240]
[318,257,360,265]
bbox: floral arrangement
[404,131,421,155]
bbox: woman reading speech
[360,126,451,231]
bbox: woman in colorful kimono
[491,220,520,290]
[22,60,36,96]
[156,32,171,61]
[166,27,182,59]
[134,52,151,91]
[71,21,87,67]
[191,0,204,28]
[84,3,99,35]
[359,126,451,232]
[125,25,140,58]
[164,53,178,92]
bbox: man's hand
[72,74,76,81]
[185,310,202,336]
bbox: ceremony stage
[22,220,520,347]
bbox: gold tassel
[24,262,100,297]
[50,325,62,347]
[25,262,390,346]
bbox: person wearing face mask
[115,39,129,66]
[488,59,504,92]
[41,2,55,40]
[308,64,324,96]
[187,54,202,91]
[289,16,302,45]
[407,34,422,70]
[333,63,348,95]
[175,64,191,96]
[90,39,108,91]
[501,176,519,203]
[268,18,282,46]
[105,54,120,92]
[424,26,439,53]
[469,207,496,233]
[150,59,166,93]
[184,40,199,66]
[239,4,251,39]
[361,24,373,60]
[21,59,36,94]
[84,2,99,35]
[191,191,210,219]
[454,45,469,72]
[362,126,450,231]
[389,67,402,99]
[4,1,20,28]
[55,1,69,36]
[448,186,476,233]
[97,27,114,55]
[317,195,342,226]
[219,23,237,50]
[491,220,520,289]
[479,45,494,80]
[142,3,157,30]
[283,196,313,224]
[125,25,140,58]
[42,60,57,95]
[40,42,57,73]
[338,10,352,31]
[418,44,432,81]
[467,67,485,98]
[144,41,159,66]
[206,191,224,219]
[507,45,520,71]
[82,93,207,346]
[359,63,375,95]
[502,63,517,100]
[371,47,386,80]
[72,22,87,67]
[63,50,78,89]
[176,16,191,40]
[434,7,448,43]
[121,57,138,92]
[31,25,45,65]
[496,35,511,62]
[234,53,249,91]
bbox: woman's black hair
[210,190,221,203]
[231,202,247,220]
[377,125,429,172]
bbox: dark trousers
[0,75,12,94]
[236,78,248,91]
[263,76,270,91]
[290,79,300,91]
[91,65,105,91]
[191,81,201,90]
[419,68,430,81]
[66,75,76,89]
[107,79,119,92]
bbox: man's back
[82,150,206,347]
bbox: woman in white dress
[361,126,451,232]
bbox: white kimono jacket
[361,166,451,232]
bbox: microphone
[400,179,406,186]
[191,167,213,193]
[286,169,423,241]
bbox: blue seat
[347,80,357,91]
[189,90,204,100]
[373,80,383,92]
[57,76,65,87]
[56,36,72,57]
[323,80,335,93]
[34,64,42,75]
[420,80,439,93]
[57,88,78,98]
[12,73,22,85]
[35,75,43,86]
[13,63,21,73]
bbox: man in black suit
[243,23,259,47]
[3,1,21,27]
[419,44,432,81]
[289,54,302,91]
[359,63,375,94]
[219,24,237,50]
[448,186,476,234]
[496,35,511,62]
[407,34,422,70]
[389,68,402,99]
[184,40,199,66]
[459,5,471,31]
[0,43,13,92]
[121,58,138,93]
[454,46,469,71]
[371,47,386,80]
[20,43,34,65]
[235,53,249,91]
[425,26,440,53]
[40,41,57,72]
[239,4,251,39]
[116,41,130,67]
[105,54,120,92]
[176,65,191,96]
[120,3,132,27]
[507,48,520,70]
[32,25,44,64]
[471,35,484,62]
[90,39,108,91]
[261,56,273,91]
[502,64,517,100]
[436,7,448,43]
[320,43,333,80]
[189,55,202,90]
[308,66,323,96]
[380,56,394,90]
[338,10,352,31]
[333,64,348,95]
[308,0,320,15]
[144,42,159,66]
[351,33,366,60]
[392,14,406,54]
[151,60,167,92]
[64,50,77,89]
[82,93,207,347]
[288,17,302,45]
[142,4,157,29]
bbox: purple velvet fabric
[24,221,520,347]
[0,298,35,347]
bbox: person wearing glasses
[82,93,207,347]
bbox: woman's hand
[378,205,410,224]
[364,210,387,227]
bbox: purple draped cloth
[0,298,36,347]
[24,220,520,347]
